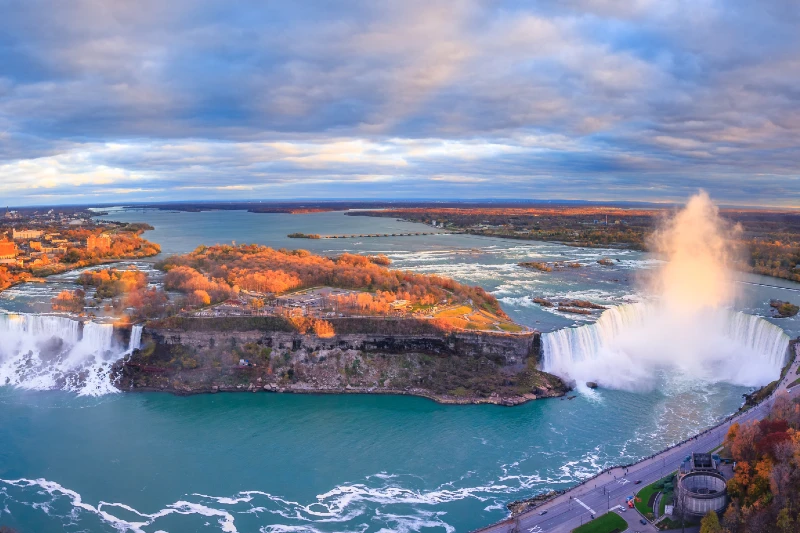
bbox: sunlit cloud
[0,0,798,207]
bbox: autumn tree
[776,508,794,533]
[730,421,760,462]
[51,289,86,313]
[126,287,169,319]
[157,244,507,316]
[81,267,148,298]
[724,397,800,532]
[188,289,211,307]
[700,510,722,533]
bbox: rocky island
[770,299,799,318]
[116,316,567,405]
[105,244,568,404]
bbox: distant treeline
[352,207,800,282]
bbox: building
[42,245,67,255]
[30,241,42,251]
[87,233,112,252]
[675,453,727,520]
[12,229,43,240]
[682,452,719,473]
[0,241,17,259]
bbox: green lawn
[789,376,800,388]
[635,473,676,520]
[655,516,695,531]
[572,512,628,533]
[634,483,658,519]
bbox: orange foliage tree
[158,244,506,316]
[51,289,86,313]
[722,392,800,532]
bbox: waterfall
[0,313,81,344]
[78,322,115,354]
[542,302,790,391]
[128,324,143,353]
[0,313,131,396]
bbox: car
[619,507,626,512]
[538,510,547,516]
[634,480,642,485]
[640,518,648,525]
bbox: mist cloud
[543,193,790,391]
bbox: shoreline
[116,381,559,406]
[91,208,800,286]
[343,210,800,285]
[473,338,800,532]
[113,320,568,406]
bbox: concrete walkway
[474,344,799,533]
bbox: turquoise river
[1,209,798,533]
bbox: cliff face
[116,318,566,405]
[152,329,538,365]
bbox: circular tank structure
[676,471,727,519]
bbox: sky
[1,0,799,207]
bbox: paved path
[474,345,800,533]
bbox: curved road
[475,344,800,533]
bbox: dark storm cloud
[0,0,798,206]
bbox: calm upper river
[1,208,798,532]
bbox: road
[474,344,800,533]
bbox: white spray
[542,192,789,390]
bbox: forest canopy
[157,244,505,316]
[721,391,800,533]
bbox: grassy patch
[432,306,524,332]
[438,316,469,329]
[435,306,472,318]
[635,473,675,520]
[572,512,628,533]
[634,484,658,520]
[656,517,693,530]
[789,376,800,388]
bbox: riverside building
[675,453,727,519]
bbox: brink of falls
[0,313,141,396]
[542,302,790,391]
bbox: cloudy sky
[1,0,799,207]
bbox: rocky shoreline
[120,381,555,406]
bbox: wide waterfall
[0,313,137,396]
[542,302,790,391]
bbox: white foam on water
[2,471,565,533]
[542,302,790,391]
[0,313,136,396]
[0,478,239,533]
